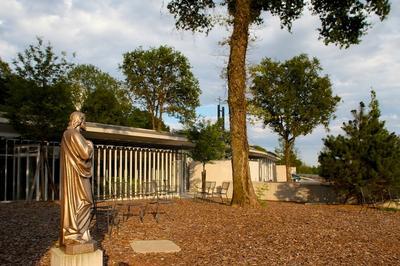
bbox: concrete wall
[189,160,233,197]
[253,182,338,203]
[276,165,296,182]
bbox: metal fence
[0,138,189,201]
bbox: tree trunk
[149,106,156,130]
[228,0,259,207]
[157,107,163,132]
[284,140,292,182]
[201,163,206,194]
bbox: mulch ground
[0,199,399,265]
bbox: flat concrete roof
[84,122,194,149]
[249,148,279,161]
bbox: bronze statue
[59,111,94,246]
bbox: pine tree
[319,91,400,203]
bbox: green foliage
[319,91,400,203]
[5,38,75,140]
[274,141,302,168]
[121,45,201,131]
[69,64,166,130]
[81,87,168,130]
[255,183,268,202]
[297,164,320,175]
[81,87,130,126]
[6,77,74,140]
[68,64,123,110]
[250,54,340,180]
[186,119,226,167]
[13,37,74,87]
[0,58,12,110]
[168,0,390,47]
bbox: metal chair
[214,182,230,203]
[91,180,120,236]
[136,180,173,222]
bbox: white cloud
[0,0,399,166]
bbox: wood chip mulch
[0,199,399,265]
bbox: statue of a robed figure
[59,111,94,248]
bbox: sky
[1,0,399,166]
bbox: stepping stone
[130,240,181,254]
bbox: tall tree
[319,91,400,203]
[68,64,125,110]
[121,46,201,131]
[6,38,75,140]
[167,0,390,206]
[186,119,226,193]
[250,54,340,181]
[0,58,12,110]
[13,37,73,88]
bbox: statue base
[50,246,103,266]
[63,240,97,255]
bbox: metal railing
[0,138,189,201]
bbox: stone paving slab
[130,240,181,254]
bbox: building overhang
[249,148,279,161]
[84,122,194,149]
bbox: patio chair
[91,179,120,236]
[137,180,173,222]
[205,181,216,199]
[214,182,230,204]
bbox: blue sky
[1,0,399,166]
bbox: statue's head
[68,111,86,131]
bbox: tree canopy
[167,0,390,206]
[121,45,201,131]
[186,119,226,191]
[0,58,12,110]
[250,54,340,181]
[68,64,124,110]
[319,91,400,203]
[187,119,226,166]
[5,38,75,140]
[13,37,73,88]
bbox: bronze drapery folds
[59,111,94,246]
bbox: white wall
[189,159,274,197]
[275,165,296,182]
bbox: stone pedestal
[64,240,97,255]
[51,247,103,266]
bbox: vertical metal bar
[96,147,100,198]
[26,148,30,200]
[119,148,123,198]
[143,149,147,195]
[12,141,16,200]
[139,149,143,198]
[101,147,107,197]
[129,148,133,198]
[44,145,48,201]
[124,148,128,199]
[51,143,55,200]
[184,152,187,193]
[134,149,138,198]
[113,148,117,197]
[172,151,176,195]
[35,146,40,201]
[161,151,164,192]
[4,140,8,200]
[108,148,112,196]
[157,150,160,187]
[17,146,21,200]
[169,152,172,195]
[152,150,155,183]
